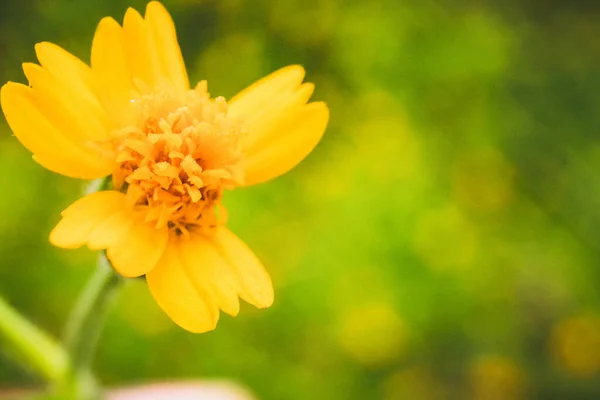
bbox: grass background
[1,0,600,398]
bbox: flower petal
[145,1,189,95]
[147,238,219,333]
[180,232,241,316]
[123,7,161,90]
[228,65,328,186]
[91,17,137,127]
[50,191,168,278]
[86,210,135,250]
[104,211,169,278]
[22,62,111,142]
[242,102,329,186]
[229,65,306,120]
[211,228,274,309]
[240,83,315,154]
[1,82,113,179]
[50,191,128,249]
[34,42,100,108]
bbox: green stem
[0,296,69,384]
[63,253,122,377]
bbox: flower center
[112,82,245,237]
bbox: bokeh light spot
[453,147,514,213]
[470,356,527,400]
[336,301,406,367]
[413,204,477,271]
[382,366,443,400]
[550,313,600,377]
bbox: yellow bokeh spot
[470,356,527,400]
[550,313,600,377]
[302,139,356,202]
[336,302,406,367]
[305,90,420,201]
[329,267,396,313]
[413,204,477,271]
[354,116,420,183]
[118,281,173,336]
[349,90,421,184]
[383,366,443,400]
[453,147,514,213]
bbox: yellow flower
[0,2,329,333]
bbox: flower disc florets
[112,81,245,237]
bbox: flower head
[0,1,329,332]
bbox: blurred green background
[1,0,600,398]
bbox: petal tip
[146,1,169,15]
[34,41,56,60]
[282,64,306,79]
[1,82,30,119]
[256,298,274,310]
[97,16,121,29]
[307,101,330,125]
[255,285,275,309]
[33,41,49,52]
[49,224,83,249]
[124,6,143,22]
[1,81,22,97]
[185,318,219,334]
[0,83,10,104]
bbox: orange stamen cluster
[112,82,245,237]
